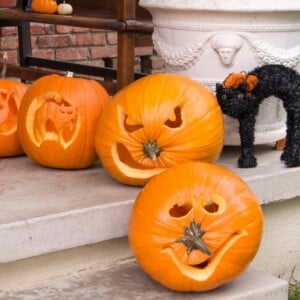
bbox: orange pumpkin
[0,51,28,157]
[0,79,28,157]
[128,161,263,292]
[31,0,58,14]
[18,73,109,169]
[95,73,224,186]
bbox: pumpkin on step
[31,0,58,14]
[128,161,264,292]
[0,52,28,157]
[95,73,224,186]
[18,73,109,169]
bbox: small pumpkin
[57,0,73,15]
[95,73,224,186]
[18,72,109,169]
[31,0,58,14]
[128,161,263,292]
[0,52,28,157]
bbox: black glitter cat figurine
[216,64,300,168]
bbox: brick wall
[0,23,164,74]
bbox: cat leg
[283,109,300,167]
[238,113,257,168]
[280,107,294,162]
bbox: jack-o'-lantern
[95,73,224,186]
[128,161,263,292]
[0,52,28,157]
[18,73,109,169]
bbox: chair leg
[17,21,32,67]
[117,31,135,90]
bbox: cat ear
[246,75,258,92]
[224,72,247,89]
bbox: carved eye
[237,93,244,100]
[165,107,182,128]
[221,94,227,100]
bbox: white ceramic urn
[139,0,300,145]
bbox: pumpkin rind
[128,161,263,292]
[31,0,58,14]
[18,74,109,169]
[95,73,224,186]
[0,79,28,157]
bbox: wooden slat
[2,63,118,95]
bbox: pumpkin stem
[142,140,162,161]
[1,51,8,79]
[66,71,74,78]
[176,219,212,256]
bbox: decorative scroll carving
[250,37,300,68]
[152,31,204,69]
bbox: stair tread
[1,144,300,263]
[0,259,288,300]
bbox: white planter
[140,0,300,145]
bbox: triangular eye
[165,107,182,128]
[124,114,144,132]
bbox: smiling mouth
[111,142,166,179]
[161,229,247,282]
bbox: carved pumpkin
[0,51,28,157]
[18,73,109,169]
[31,0,58,14]
[128,161,263,292]
[95,73,224,186]
[0,79,28,157]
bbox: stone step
[0,259,288,300]
[1,144,300,264]
[1,144,300,291]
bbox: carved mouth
[111,142,165,180]
[161,230,247,282]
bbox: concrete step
[1,144,299,264]
[1,143,300,290]
[0,259,288,300]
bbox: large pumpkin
[95,73,224,186]
[128,162,263,292]
[18,73,109,169]
[0,79,28,157]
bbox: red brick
[4,50,18,64]
[55,25,73,34]
[0,26,18,36]
[151,55,165,71]
[90,45,117,59]
[73,33,93,46]
[32,49,55,60]
[30,23,53,35]
[79,59,105,68]
[38,35,72,48]
[106,31,117,45]
[134,46,153,57]
[91,33,106,46]
[55,47,90,61]
[72,27,90,33]
[0,36,18,50]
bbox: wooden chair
[0,0,153,94]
